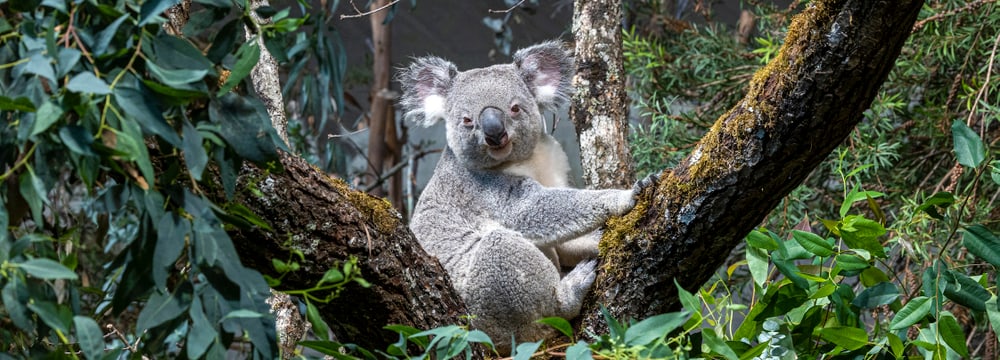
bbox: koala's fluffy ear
[398,56,457,126]
[513,41,573,111]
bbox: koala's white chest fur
[500,134,571,188]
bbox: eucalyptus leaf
[851,281,899,309]
[59,125,98,156]
[937,312,969,358]
[73,316,105,359]
[27,301,72,334]
[187,298,218,360]
[217,40,261,96]
[146,61,209,86]
[114,84,182,147]
[962,225,1000,267]
[66,72,111,95]
[136,288,191,334]
[18,258,79,280]
[0,96,36,112]
[817,326,868,351]
[94,15,129,57]
[30,101,63,137]
[24,53,56,82]
[139,0,180,26]
[182,120,208,180]
[951,120,985,168]
[889,296,931,330]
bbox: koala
[399,41,652,352]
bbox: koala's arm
[496,176,653,247]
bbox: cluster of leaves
[0,0,347,357]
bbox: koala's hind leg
[465,228,573,352]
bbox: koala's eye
[462,116,473,127]
[510,104,521,115]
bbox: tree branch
[582,0,925,331]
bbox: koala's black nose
[480,107,508,147]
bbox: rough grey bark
[579,0,924,332]
[246,0,289,144]
[571,0,635,189]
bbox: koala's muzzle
[480,107,509,147]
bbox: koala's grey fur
[399,41,649,352]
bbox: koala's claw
[633,172,660,194]
[565,259,598,290]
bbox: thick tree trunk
[230,153,470,352]
[571,0,635,189]
[226,0,922,351]
[580,0,924,331]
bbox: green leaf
[25,53,56,82]
[136,288,191,334]
[887,333,904,359]
[154,213,188,289]
[962,225,1000,267]
[66,72,111,95]
[146,61,209,86]
[18,258,79,280]
[889,296,931,330]
[565,341,592,360]
[182,120,208,180]
[30,100,64,137]
[217,40,261,96]
[951,120,986,168]
[915,192,954,220]
[59,125,98,157]
[0,96,37,112]
[19,171,46,225]
[791,230,834,257]
[209,93,283,163]
[624,311,690,347]
[114,84,183,147]
[512,340,541,360]
[937,312,969,358]
[838,215,887,258]
[207,19,241,63]
[306,300,330,340]
[536,317,573,339]
[222,309,265,319]
[3,280,34,331]
[754,283,808,320]
[223,203,272,230]
[27,301,71,334]
[817,326,868,351]
[746,244,769,288]
[701,331,739,360]
[73,316,105,359]
[771,252,810,289]
[600,305,625,342]
[187,298,218,360]
[56,47,81,77]
[840,186,885,218]
[139,0,180,26]
[986,296,1000,344]
[746,229,778,250]
[943,270,990,312]
[94,15,128,57]
[851,281,899,309]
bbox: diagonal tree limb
[582,0,924,330]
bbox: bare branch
[341,0,400,20]
[488,0,528,14]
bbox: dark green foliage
[0,0,316,357]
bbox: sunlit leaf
[791,230,834,257]
[889,296,931,330]
[536,317,573,339]
[817,326,869,351]
[937,312,969,358]
[951,120,985,168]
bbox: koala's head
[399,41,572,169]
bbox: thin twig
[965,29,1000,134]
[489,0,528,13]
[364,148,441,192]
[912,0,996,32]
[340,0,400,20]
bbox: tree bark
[579,0,924,331]
[571,0,635,189]
[365,0,400,204]
[230,153,470,352]
[226,0,922,351]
